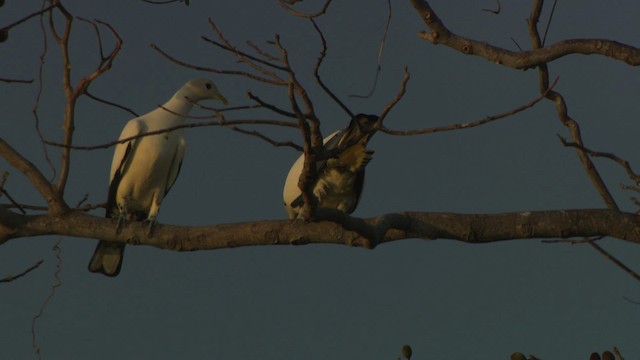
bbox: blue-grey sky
[2,1,640,359]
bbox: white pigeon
[283,114,379,219]
[89,78,228,277]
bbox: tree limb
[2,207,640,249]
[409,0,640,69]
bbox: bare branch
[541,0,558,46]
[0,139,68,214]
[0,259,44,284]
[0,78,34,84]
[226,126,303,151]
[43,117,299,151]
[3,208,640,249]
[378,66,410,125]
[381,76,557,135]
[0,171,27,215]
[348,0,392,99]
[558,136,640,185]
[84,89,139,117]
[589,240,640,282]
[278,0,333,18]
[0,2,57,33]
[150,43,287,86]
[481,0,501,15]
[31,240,62,360]
[310,18,353,118]
[410,0,640,68]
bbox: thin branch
[481,0,501,15]
[278,0,333,19]
[381,76,557,135]
[84,89,139,117]
[49,2,75,195]
[589,240,640,282]
[31,240,62,360]
[349,0,392,99]
[34,0,56,181]
[0,260,44,283]
[0,2,58,32]
[226,126,303,151]
[310,18,353,118]
[43,118,299,151]
[558,136,640,184]
[541,0,558,46]
[0,171,26,214]
[247,91,299,119]
[378,66,410,125]
[0,78,34,84]
[150,43,286,86]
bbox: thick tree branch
[1,208,639,249]
[409,0,640,69]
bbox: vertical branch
[527,0,618,210]
[275,35,323,219]
[526,0,640,281]
[48,2,75,196]
[47,3,122,199]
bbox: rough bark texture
[1,207,639,250]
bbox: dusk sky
[2,1,640,359]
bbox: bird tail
[88,241,125,277]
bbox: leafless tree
[2,0,640,285]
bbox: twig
[43,118,299,150]
[378,66,410,125]
[381,76,557,135]
[310,18,353,118]
[34,0,56,182]
[84,89,139,117]
[0,78,34,84]
[481,0,501,14]
[226,126,303,151]
[151,43,286,86]
[0,260,44,283]
[542,0,558,46]
[0,171,26,214]
[32,240,62,360]
[558,136,640,184]
[0,2,57,32]
[278,0,333,18]
[589,240,640,282]
[349,0,392,99]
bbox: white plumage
[283,114,378,220]
[89,78,228,277]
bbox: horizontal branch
[410,0,640,69]
[382,76,557,135]
[1,207,639,250]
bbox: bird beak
[215,94,228,105]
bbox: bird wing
[164,136,185,196]
[105,119,144,218]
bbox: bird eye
[205,83,212,90]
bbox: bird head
[180,78,228,105]
[341,113,379,145]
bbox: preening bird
[283,114,379,219]
[88,78,228,277]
